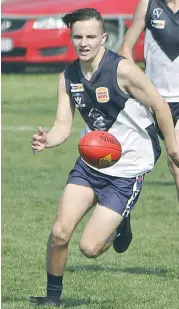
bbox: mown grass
[1,72,179,309]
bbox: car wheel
[1,63,26,73]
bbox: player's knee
[51,224,70,247]
[79,240,100,258]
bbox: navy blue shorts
[155,102,179,140]
[67,157,144,217]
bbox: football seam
[79,145,122,151]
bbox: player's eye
[86,35,96,39]
[72,35,82,39]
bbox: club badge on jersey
[151,7,165,29]
[72,93,85,108]
[153,7,162,18]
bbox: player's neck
[79,47,106,80]
[167,0,179,12]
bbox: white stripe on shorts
[122,175,144,217]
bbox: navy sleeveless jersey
[64,49,161,177]
[145,0,179,101]
[65,50,129,132]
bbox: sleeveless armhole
[64,67,71,95]
[64,65,76,112]
[112,57,131,100]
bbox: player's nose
[80,37,88,46]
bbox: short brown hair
[62,8,105,32]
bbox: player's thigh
[173,121,179,170]
[168,120,179,164]
[175,121,179,153]
[80,204,123,251]
[80,174,144,251]
[53,184,96,237]
[175,120,179,134]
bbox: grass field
[1,71,179,309]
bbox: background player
[119,0,179,202]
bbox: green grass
[1,72,179,309]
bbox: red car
[1,0,143,72]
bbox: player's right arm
[31,73,74,154]
[119,0,148,62]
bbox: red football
[78,131,122,169]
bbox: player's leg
[30,159,97,306]
[167,103,179,203]
[30,184,96,306]
[46,184,96,275]
[167,120,179,202]
[80,204,123,257]
[79,175,144,257]
[154,103,179,203]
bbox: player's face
[70,18,107,61]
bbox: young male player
[30,8,179,306]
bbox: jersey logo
[153,8,162,19]
[151,20,165,29]
[70,83,84,93]
[96,87,109,103]
[72,93,85,108]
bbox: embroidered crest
[72,93,85,108]
[153,8,162,19]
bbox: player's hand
[168,150,179,168]
[31,126,47,155]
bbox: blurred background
[1,0,144,73]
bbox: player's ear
[102,32,108,45]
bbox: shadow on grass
[60,297,102,308]
[66,265,167,277]
[2,296,102,308]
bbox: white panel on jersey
[84,99,157,178]
[144,30,179,102]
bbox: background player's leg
[167,123,179,202]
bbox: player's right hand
[31,126,47,155]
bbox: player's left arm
[117,59,179,167]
